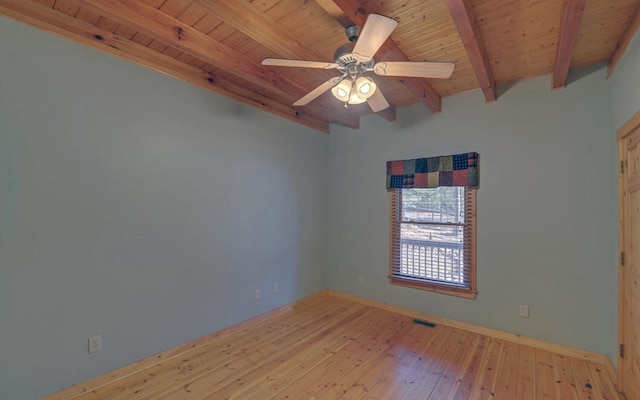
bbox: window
[390,186,476,298]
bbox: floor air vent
[413,319,436,328]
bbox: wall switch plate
[254,288,261,300]
[273,283,279,294]
[358,275,364,284]
[519,305,529,318]
[88,335,102,354]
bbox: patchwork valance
[386,152,479,190]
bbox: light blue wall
[0,17,328,399]
[608,30,640,131]
[327,70,616,361]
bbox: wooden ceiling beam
[446,0,496,102]
[68,0,358,129]
[314,0,443,113]
[376,106,397,122]
[551,0,587,89]
[0,0,330,133]
[314,0,354,28]
[608,2,640,77]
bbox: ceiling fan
[262,14,455,112]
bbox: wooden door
[619,111,640,399]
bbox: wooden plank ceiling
[1,0,639,133]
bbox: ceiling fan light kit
[348,89,367,105]
[331,78,353,102]
[261,14,455,113]
[330,76,377,107]
[355,76,376,99]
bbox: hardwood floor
[50,295,621,400]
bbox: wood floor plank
[424,330,476,399]
[218,331,354,400]
[537,348,577,400]
[270,308,408,399]
[158,305,371,399]
[468,338,505,399]
[447,334,490,399]
[551,353,579,400]
[516,345,536,400]
[586,362,621,400]
[361,326,464,399]
[299,307,413,399]
[536,349,557,399]
[317,337,399,399]
[50,296,622,400]
[334,321,449,400]
[493,341,519,400]
[570,358,601,400]
[378,324,452,400]
[334,324,449,400]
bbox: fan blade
[352,14,398,63]
[262,58,338,69]
[373,61,455,79]
[367,88,390,112]
[293,77,341,106]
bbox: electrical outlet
[519,305,529,318]
[273,283,279,294]
[88,335,102,354]
[358,275,364,284]
[254,288,261,300]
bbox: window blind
[390,187,476,297]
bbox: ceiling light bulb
[331,78,352,102]
[355,76,376,100]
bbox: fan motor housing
[333,43,375,70]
